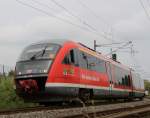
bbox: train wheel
[127,98,134,101]
[139,97,144,101]
[39,102,51,106]
[79,89,91,103]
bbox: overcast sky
[0,0,150,79]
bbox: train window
[115,66,121,85]
[128,75,131,86]
[19,44,60,61]
[78,51,88,69]
[95,59,106,73]
[122,77,125,85]
[87,54,95,70]
[77,50,106,72]
[82,53,87,60]
[114,66,131,86]
[63,49,75,65]
[106,63,112,83]
[85,54,106,73]
[63,55,70,64]
[70,50,75,64]
[118,80,121,85]
[125,75,128,86]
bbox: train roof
[30,39,70,46]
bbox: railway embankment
[0,99,150,118]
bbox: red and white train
[14,40,145,103]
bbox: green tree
[144,80,150,94]
[0,78,37,110]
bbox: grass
[0,76,37,110]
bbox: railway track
[0,99,150,118]
[67,103,150,118]
[0,99,143,115]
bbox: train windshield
[16,43,60,75]
[18,43,60,61]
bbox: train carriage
[14,40,145,103]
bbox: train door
[77,50,88,86]
[61,48,80,96]
[106,62,113,97]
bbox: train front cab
[14,42,63,102]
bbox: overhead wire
[80,0,109,24]
[50,0,83,22]
[16,0,115,42]
[16,0,114,41]
[77,0,112,32]
[146,0,150,15]
[76,0,126,43]
[30,0,60,13]
[49,0,114,41]
[105,41,132,56]
[139,0,150,21]
[95,42,128,47]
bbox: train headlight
[43,69,48,73]
[39,69,48,73]
[49,54,55,59]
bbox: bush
[0,77,37,110]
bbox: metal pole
[94,40,96,51]
[110,48,113,58]
[2,65,6,79]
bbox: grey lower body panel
[133,92,145,98]
[16,86,145,102]
[17,87,79,102]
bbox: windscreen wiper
[30,46,47,60]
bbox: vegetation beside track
[0,76,37,110]
[144,80,150,95]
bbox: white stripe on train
[46,83,144,93]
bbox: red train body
[14,40,145,102]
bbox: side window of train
[63,49,78,66]
[125,75,128,86]
[78,51,88,69]
[122,73,130,86]
[82,52,88,68]
[87,54,94,70]
[128,75,131,86]
[115,66,121,85]
[96,58,106,73]
[115,66,131,86]
[122,77,125,85]
[106,63,113,83]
